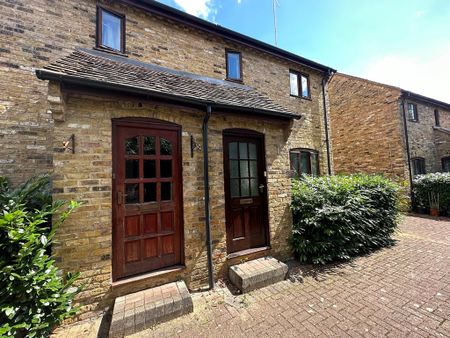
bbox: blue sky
[157,0,450,102]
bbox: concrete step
[109,280,193,337]
[229,256,288,293]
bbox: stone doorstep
[109,280,193,337]
[229,256,288,293]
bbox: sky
[156,0,450,103]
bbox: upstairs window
[289,70,310,98]
[411,157,426,176]
[442,157,450,172]
[434,109,440,126]
[226,50,242,81]
[290,149,319,177]
[97,7,125,53]
[407,103,418,122]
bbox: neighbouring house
[0,0,335,320]
[329,73,450,185]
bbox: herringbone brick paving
[53,215,450,337]
[132,215,450,337]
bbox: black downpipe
[401,99,415,204]
[321,72,333,175]
[203,104,214,290]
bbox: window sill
[93,46,128,58]
[225,78,244,84]
[290,94,312,101]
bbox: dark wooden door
[112,119,183,281]
[223,129,269,254]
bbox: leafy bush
[0,176,81,337]
[413,173,450,215]
[291,174,400,264]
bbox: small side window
[97,6,125,53]
[289,70,310,99]
[434,109,440,127]
[411,157,426,176]
[442,157,450,172]
[407,103,418,122]
[226,50,242,81]
[290,149,319,177]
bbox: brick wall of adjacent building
[328,73,408,180]
[405,100,450,173]
[1,0,332,320]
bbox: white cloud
[361,45,450,103]
[173,0,213,19]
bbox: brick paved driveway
[54,215,450,337]
[133,215,450,338]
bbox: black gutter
[203,105,214,290]
[119,0,336,74]
[401,99,414,202]
[402,90,450,111]
[35,69,299,120]
[321,71,334,175]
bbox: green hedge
[0,176,81,337]
[413,173,450,215]
[291,175,400,264]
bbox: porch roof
[36,49,299,120]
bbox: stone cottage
[0,0,335,322]
[329,73,450,185]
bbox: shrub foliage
[413,173,450,215]
[291,175,400,264]
[0,176,80,337]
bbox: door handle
[259,184,265,194]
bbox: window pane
[230,160,239,178]
[240,179,250,196]
[125,184,139,204]
[160,160,172,178]
[300,152,310,175]
[250,178,258,196]
[290,152,299,176]
[144,136,155,155]
[144,183,156,202]
[239,142,248,159]
[125,137,139,155]
[248,143,257,159]
[227,52,241,80]
[126,159,139,179]
[443,158,450,172]
[408,104,417,121]
[240,160,249,178]
[143,160,156,178]
[101,10,122,51]
[249,160,257,178]
[435,110,440,126]
[160,138,172,155]
[301,75,309,97]
[290,72,299,96]
[229,142,238,159]
[230,179,240,197]
[310,153,319,176]
[161,182,172,201]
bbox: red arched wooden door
[112,119,183,281]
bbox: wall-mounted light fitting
[190,134,201,158]
[62,134,75,154]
